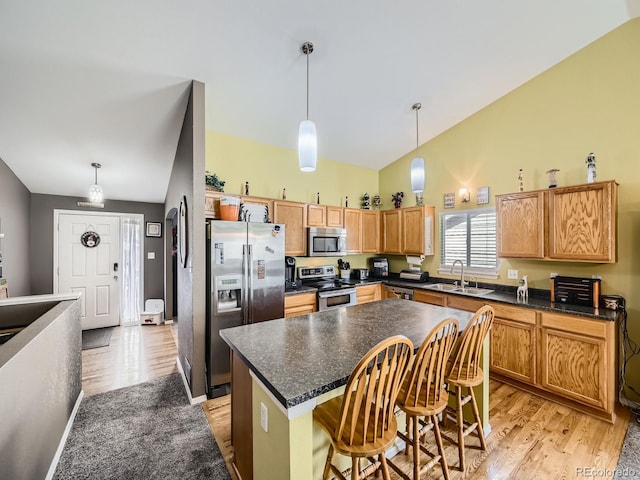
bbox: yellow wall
[381,18,640,396]
[206,130,378,207]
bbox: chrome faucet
[450,260,467,288]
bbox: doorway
[164,208,178,321]
[54,210,144,330]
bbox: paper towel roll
[406,255,425,265]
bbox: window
[439,207,498,276]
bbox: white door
[57,213,120,330]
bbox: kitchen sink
[456,287,494,296]
[424,283,460,292]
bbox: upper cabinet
[273,200,307,256]
[344,208,362,254]
[496,180,617,263]
[361,210,380,253]
[308,204,343,228]
[382,206,434,255]
[496,191,545,258]
[326,206,344,228]
[547,182,617,262]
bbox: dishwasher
[384,285,414,300]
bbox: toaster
[352,268,369,280]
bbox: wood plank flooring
[84,324,630,480]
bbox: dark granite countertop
[220,299,474,410]
[284,285,317,296]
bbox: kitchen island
[220,298,482,480]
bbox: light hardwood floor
[84,324,630,480]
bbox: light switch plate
[507,269,518,279]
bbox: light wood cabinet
[383,286,402,299]
[307,204,326,227]
[382,210,402,254]
[496,180,617,263]
[326,206,344,228]
[382,206,434,255]
[361,210,380,253]
[413,289,446,306]
[273,200,307,256]
[284,293,317,318]
[240,196,274,223]
[490,305,537,385]
[540,312,613,411]
[547,181,617,262]
[496,191,545,258]
[344,208,362,254]
[446,295,484,312]
[402,205,435,255]
[356,284,382,304]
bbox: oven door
[317,288,357,311]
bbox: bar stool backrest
[336,335,414,447]
[448,305,495,382]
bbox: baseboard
[45,389,84,480]
[175,356,207,405]
[164,319,174,325]
[619,395,640,411]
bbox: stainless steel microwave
[307,227,347,257]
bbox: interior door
[56,213,120,330]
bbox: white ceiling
[0,1,638,203]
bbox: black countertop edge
[284,285,317,296]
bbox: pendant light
[88,162,104,203]
[410,103,425,206]
[298,42,317,172]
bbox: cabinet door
[496,191,545,258]
[383,287,402,299]
[490,318,537,384]
[547,181,616,262]
[402,206,425,254]
[413,290,446,306]
[356,284,381,304]
[240,196,274,223]
[382,210,402,253]
[284,293,317,318]
[344,208,362,253]
[361,210,380,253]
[540,312,609,410]
[326,207,344,228]
[307,204,326,227]
[274,201,307,256]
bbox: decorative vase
[546,169,559,188]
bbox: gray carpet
[81,327,113,350]
[54,374,230,480]
[615,415,640,479]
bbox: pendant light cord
[306,49,310,121]
[415,107,419,150]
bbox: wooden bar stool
[389,318,459,480]
[313,335,414,480]
[444,305,494,471]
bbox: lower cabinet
[356,284,382,304]
[284,293,316,318]
[413,289,446,306]
[540,312,612,412]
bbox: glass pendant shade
[411,157,425,193]
[298,119,317,172]
[88,184,104,203]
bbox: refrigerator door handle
[247,244,254,323]
[242,244,249,325]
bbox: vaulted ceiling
[1,1,638,203]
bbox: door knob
[113,275,119,280]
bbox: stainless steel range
[298,265,357,311]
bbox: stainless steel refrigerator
[206,220,285,397]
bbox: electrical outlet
[592,274,601,279]
[550,272,558,278]
[507,269,518,279]
[260,402,268,432]
[147,251,155,260]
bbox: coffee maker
[370,257,389,278]
[285,256,297,289]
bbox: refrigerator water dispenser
[215,274,242,314]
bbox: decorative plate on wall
[179,196,188,267]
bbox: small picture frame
[444,192,455,209]
[146,222,162,238]
[477,186,490,205]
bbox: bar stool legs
[450,383,487,471]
